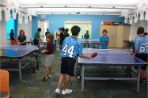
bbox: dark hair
[137,27,144,35]
[144,32,147,35]
[102,29,107,33]
[59,27,65,32]
[11,29,14,32]
[38,28,41,32]
[86,30,89,33]
[19,29,24,34]
[47,34,54,41]
[65,28,69,33]
[71,25,81,36]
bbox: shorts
[136,53,147,69]
[45,54,53,67]
[34,39,39,46]
[60,57,76,76]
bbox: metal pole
[137,66,141,92]
[18,59,22,81]
[81,65,85,92]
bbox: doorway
[38,20,49,42]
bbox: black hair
[137,27,144,35]
[59,27,65,32]
[38,28,41,32]
[144,32,147,35]
[11,29,14,32]
[102,29,107,33]
[71,25,81,36]
[65,28,69,33]
[86,30,89,33]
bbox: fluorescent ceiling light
[13,0,141,15]
[29,8,122,13]
[16,0,141,5]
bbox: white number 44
[63,44,75,57]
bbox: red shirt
[46,41,54,54]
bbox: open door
[38,20,49,42]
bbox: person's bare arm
[78,53,92,59]
[20,40,26,44]
[41,49,48,53]
[132,51,137,57]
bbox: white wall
[130,20,148,41]
[0,11,10,47]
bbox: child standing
[34,28,41,47]
[132,27,148,84]
[55,25,94,95]
[100,29,109,49]
[84,30,90,39]
[41,34,54,81]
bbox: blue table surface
[78,48,146,65]
[0,45,39,57]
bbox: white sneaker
[48,75,52,78]
[61,89,72,95]
[55,88,60,94]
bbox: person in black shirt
[18,30,26,45]
[10,29,15,40]
[59,27,65,49]
[45,28,50,38]
[64,28,69,37]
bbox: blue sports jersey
[135,35,148,54]
[60,36,82,59]
[100,36,109,49]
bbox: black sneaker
[140,79,147,85]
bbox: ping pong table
[26,40,57,50]
[0,45,39,81]
[78,48,146,92]
[26,41,47,47]
[78,39,100,48]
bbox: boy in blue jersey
[132,27,148,84]
[100,29,109,49]
[55,25,93,95]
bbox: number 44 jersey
[60,36,82,59]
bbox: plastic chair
[0,69,10,98]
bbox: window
[64,21,92,38]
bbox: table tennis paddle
[91,52,97,58]
[104,40,108,44]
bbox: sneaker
[48,75,52,78]
[43,77,48,81]
[140,79,147,85]
[61,89,72,95]
[55,88,61,94]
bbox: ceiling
[12,0,142,15]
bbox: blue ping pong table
[78,48,146,92]
[26,39,57,50]
[0,45,39,81]
[78,39,100,48]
